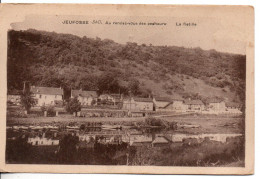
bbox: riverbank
[7,113,244,134]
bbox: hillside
[7,29,246,104]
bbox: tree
[66,97,81,114]
[20,91,37,113]
[91,99,96,106]
[97,72,120,95]
[128,79,140,96]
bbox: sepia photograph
[0,4,254,174]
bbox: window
[39,95,42,98]
[45,96,47,99]
[55,95,57,98]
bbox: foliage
[128,79,140,96]
[145,117,162,126]
[7,29,246,103]
[66,97,81,113]
[20,91,37,112]
[41,105,56,117]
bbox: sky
[11,14,247,54]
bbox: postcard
[0,4,254,174]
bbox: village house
[172,96,186,112]
[31,86,63,106]
[183,99,205,112]
[122,97,154,112]
[7,90,22,105]
[153,97,172,111]
[71,89,98,106]
[206,98,226,114]
[225,102,243,114]
[98,94,123,105]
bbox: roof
[31,86,63,95]
[162,102,173,109]
[71,90,97,98]
[184,99,204,105]
[152,136,169,144]
[133,97,153,103]
[226,102,241,108]
[154,97,172,102]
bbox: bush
[41,105,56,117]
[66,97,81,114]
[145,117,162,126]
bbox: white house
[71,89,98,106]
[206,99,226,114]
[183,99,205,112]
[98,94,122,105]
[225,102,243,114]
[7,90,22,105]
[172,96,185,112]
[122,97,154,112]
[31,86,63,106]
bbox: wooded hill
[7,29,246,104]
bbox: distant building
[172,96,185,112]
[226,102,243,114]
[98,94,123,105]
[183,99,204,112]
[31,86,63,106]
[153,97,172,111]
[71,89,98,106]
[206,99,226,114]
[122,97,154,112]
[7,90,22,105]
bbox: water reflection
[6,124,244,166]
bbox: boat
[102,125,122,130]
[66,126,79,129]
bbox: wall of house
[172,101,185,111]
[191,104,204,111]
[122,99,136,110]
[122,99,153,111]
[226,107,242,114]
[34,94,62,106]
[208,102,226,112]
[135,101,153,111]
[78,96,96,106]
[7,95,21,105]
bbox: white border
[1,0,259,179]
